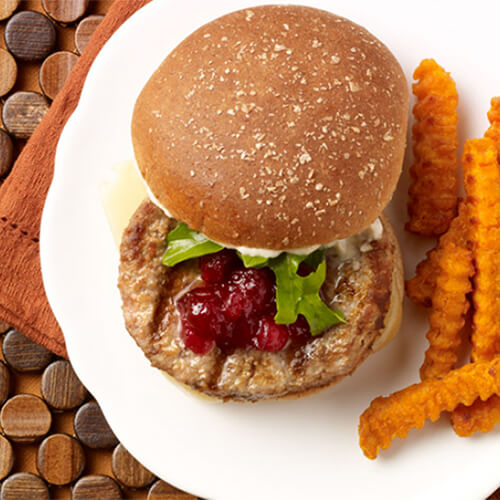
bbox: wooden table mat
[0,2,200,498]
[0,1,498,499]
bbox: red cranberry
[181,324,215,355]
[297,262,313,277]
[253,316,289,352]
[200,250,240,283]
[232,316,260,348]
[287,315,311,342]
[176,287,225,339]
[224,268,275,319]
[177,252,314,354]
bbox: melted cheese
[101,160,147,246]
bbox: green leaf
[237,252,269,268]
[162,222,223,267]
[269,254,346,335]
[304,248,326,270]
[161,223,345,336]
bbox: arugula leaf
[269,254,345,335]
[237,252,269,268]
[162,224,345,335]
[304,248,326,270]
[162,222,223,266]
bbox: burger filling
[163,221,380,355]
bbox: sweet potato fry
[485,97,500,156]
[359,356,500,459]
[406,59,459,236]
[419,238,473,380]
[449,133,500,437]
[462,139,500,363]
[405,201,469,307]
[451,395,500,437]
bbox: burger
[118,5,408,402]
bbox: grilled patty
[118,200,401,402]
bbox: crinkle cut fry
[405,200,469,308]
[419,238,473,380]
[485,97,500,158]
[451,395,500,437]
[406,59,459,236]
[359,356,500,459]
[463,139,500,363]
[450,137,500,436]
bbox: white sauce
[215,218,383,260]
[104,160,383,258]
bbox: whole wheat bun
[132,5,408,250]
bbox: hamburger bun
[132,5,408,251]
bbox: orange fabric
[0,0,151,357]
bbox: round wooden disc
[0,472,49,500]
[75,15,103,54]
[112,444,155,489]
[39,51,79,101]
[0,321,10,334]
[1,91,50,140]
[2,329,53,372]
[74,401,118,449]
[0,0,19,21]
[0,130,14,179]
[41,360,87,410]
[37,434,85,486]
[42,0,89,24]
[0,361,11,406]
[0,49,17,97]
[4,11,56,62]
[72,475,122,500]
[147,480,197,499]
[0,436,14,481]
[0,394,52,443]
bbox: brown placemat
[0,1,200,498]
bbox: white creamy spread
[215,218,383,260]
[103,160,383,257]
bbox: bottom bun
[119,201,404,402]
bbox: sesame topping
[140,5,406,249]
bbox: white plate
[40,1,500,499]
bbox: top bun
[132,5,408,250]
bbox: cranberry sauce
[176,249,311,354]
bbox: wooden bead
[0,321,10,334]
[0,361,11,405]
[0,129,14,178]
[0,49,17,97]
[2,329,53,372]
[39,51,79,100]
[147,480,197,499]
[0,394,51,443]
[75,15,104,54]
[72,475,122,500]
[74,401,118,449]
[41,360,87,410]
[37,434,85,486]
[42,0,89,24]
[0,436,14,481]
[0,473,49,500]
[0,0,19,21]
[4,11,56,62]
[112,444,155,489]
[2,91,49,140]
